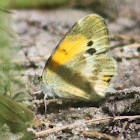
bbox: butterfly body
[42,14,117,101]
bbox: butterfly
[42,14,117,101]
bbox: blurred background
[0,0,139,20]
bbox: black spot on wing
[86,48,96,55]
[87,41,93,46]
[106,79,111,83]
[61,49,67,55]
[62,49,66,52]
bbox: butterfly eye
[87,40,93,46]
[86,48,96,55]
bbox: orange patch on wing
[48,34,87,71]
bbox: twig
[84,115,139,124]
[35,115,140,137]
[0,25,18,39]
[116,121,128,140]
[110,43,140,50]
[124,43,140,48]
[35,124,70,137]
[81,130,115,140]
[110,33,136,42]
[0,7,14,14]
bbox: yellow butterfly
[42,14,117,101]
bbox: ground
[1,5,140,140]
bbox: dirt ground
[3,4,140,139]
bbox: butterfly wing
[42,14,117,100]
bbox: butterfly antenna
[44,94,48,114]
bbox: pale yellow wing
[42,14,117,101]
